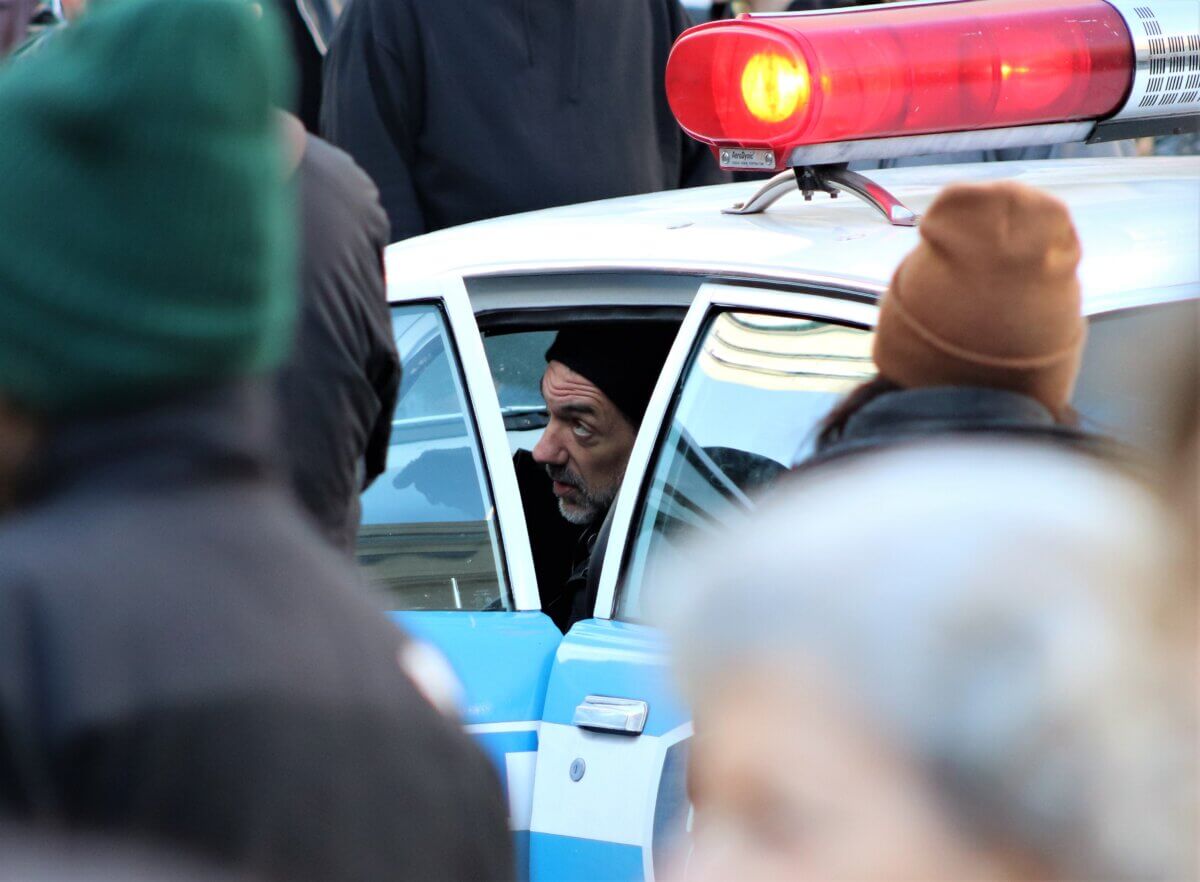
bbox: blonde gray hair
[658,441,1196,881]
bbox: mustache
[545,464,584,489]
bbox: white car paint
[385,158,1200,311]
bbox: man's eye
[572,422,593,439]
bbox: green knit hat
[0,0,296,417]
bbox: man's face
[532,360,637,526]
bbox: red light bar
[666,0,1135,170]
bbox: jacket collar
[836,386,1057,448]
[20,381,278,504]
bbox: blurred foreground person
[276,115,400,555]
[0,827,253,882]
[661,442,1196,882]
[321,0,725,242]
[810,181,1099,467]
[0,1,510,879]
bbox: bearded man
[515,323,677,632]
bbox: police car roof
[385,157,1200,310]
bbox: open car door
[527,283,879,881]
[359,276,561,873]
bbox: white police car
[358,2,1199,879]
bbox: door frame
[387,276,542,611]
[591,282,881,620]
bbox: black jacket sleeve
[665,0,728,189]
[320,0,427,242]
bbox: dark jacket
[320,0,726,242]
[0,383,512,881]
[806,386,1102,468]
[276,134,399,555]
[274,0,325,132]
[513,450,594,632]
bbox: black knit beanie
[544,322,679,427]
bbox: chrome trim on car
[1103,0,1200,122]
[785,123,1095,166]
[572,696,649,736]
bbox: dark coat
[806,386,1104,469]
[320,0,726,242]
[273,0,325,132]
[276,134,399,555]
[0,384,512,881]
[513,450,594,633]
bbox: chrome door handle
[572,695,648,735]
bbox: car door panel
[527,284,881,881]
[372,278,560,878]
[395,609,561,874]
[529,621,691,882]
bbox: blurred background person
[0,827,255,882]
[808,181,1102,469]
[272,0,337,132]
[0,0,34,55]
[320,0,726,242]
[275,113,400,556]
[660,441,1196,882]
[0,1,510,878]
[6,0,82,56]
[703,1,874,17]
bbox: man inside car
[515,323,678,631]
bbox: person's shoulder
[302,134,379,200]
[300,134,388,237]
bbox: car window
[357,303,508,611]
[615,297,1199,622]
[616,310,875,621]
[1073,299,1199,461]
[483,330,556,454]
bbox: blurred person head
[533,323,676,525]
[820,181,1087,446]
[0,0,294,500]
[659,441,1195,882]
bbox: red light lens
[665,0,1133,166]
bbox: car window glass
[483,330,556,454]
[617,310,875,621]
[1072,299,1199,461]
[357,303,508,611]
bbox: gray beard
[549,469,615,526]
[558,496,606,526]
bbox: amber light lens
[741,52,811,123]
[665,0,1133,168]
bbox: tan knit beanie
[873,181,1087,418]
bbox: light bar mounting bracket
[723,164,919,227]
